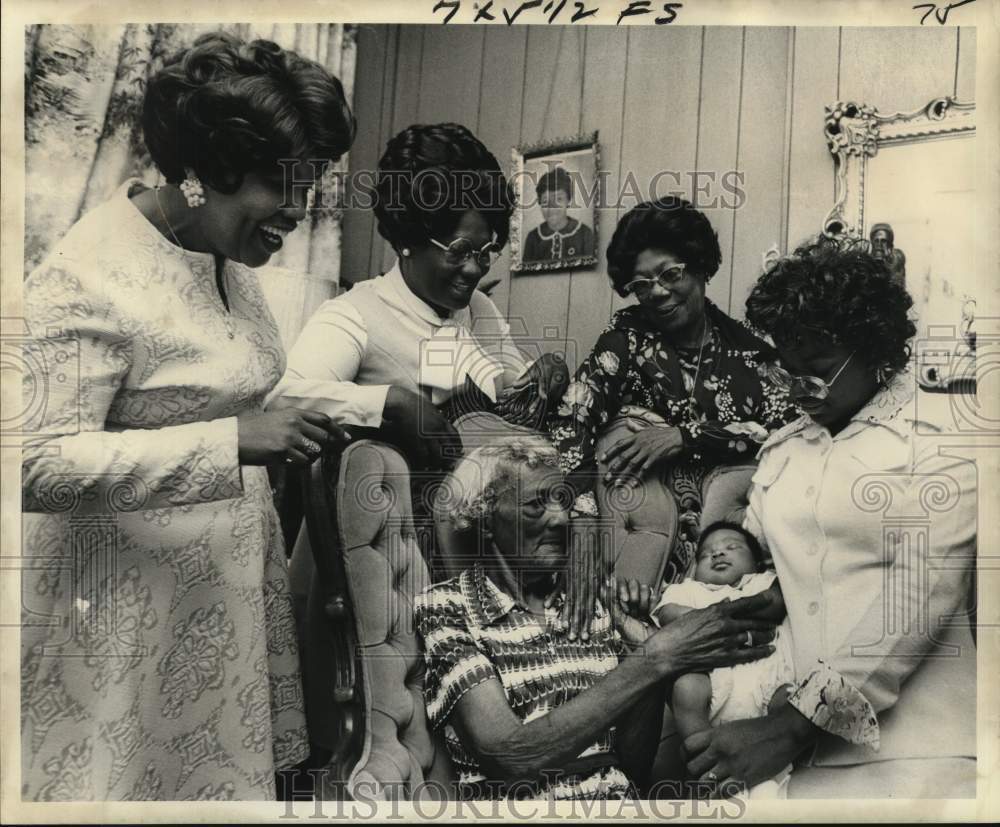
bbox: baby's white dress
[654,570,796,798]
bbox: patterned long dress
[548,300,798,583]
[20,179,308,800]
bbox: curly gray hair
[446,436,561,531]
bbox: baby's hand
[607,578,655,647]
[616,577,654,620]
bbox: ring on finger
[284,456,295,464]
[705,771,718,783]
[744,630,753,648]
[300,437,323,455]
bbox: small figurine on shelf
[869,222,907,288]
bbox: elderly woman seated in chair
[414,436,780,800]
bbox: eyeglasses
[623,263,688,297]
[430,236,502,271]
[764,351,855,401]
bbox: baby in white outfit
[653,521,796,798]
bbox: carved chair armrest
[300,443,363,764]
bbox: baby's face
[693,528,759,586]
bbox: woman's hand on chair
[496,352,569,427]
[383,386,461,470]
[601,422,684,486]
[237,408,351,466]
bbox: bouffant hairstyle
[606,196,723,297]
[373,123,514,253]
[142,32,356,193]
[535,166,573,201]
[697,521,768,571]
[745,235,916,376]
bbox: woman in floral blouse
[548,197,796,584]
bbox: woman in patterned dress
[548,197,797,588]
[20,32,355,800]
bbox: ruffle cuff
[787,660,880,749]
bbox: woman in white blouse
[267,122,568,471]
[682,237,977,798]
[20,33,354,800]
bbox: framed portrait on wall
[510,131,600,274]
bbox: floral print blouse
[548,300,797,520]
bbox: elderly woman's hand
[644,592,778,676]
[545,516,613,641]
[684,704,817,795]
[601,421,684,486]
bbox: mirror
[822,97,976,394]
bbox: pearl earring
[306,187,316,211]
[179,171,206,208]
[401,247,411,257]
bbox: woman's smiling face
[404,210,496,313]
[199,166,316,267]
[632,247,707,339]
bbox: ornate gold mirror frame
[822,96,976,239]
[822,96,977,395]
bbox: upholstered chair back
[302,440,452,801]
[593,417,681,587]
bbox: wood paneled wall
[341,24,975,371]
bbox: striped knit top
[414,564,633,800]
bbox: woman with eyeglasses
[548,196,797,592]
[268,122,568,470]
[680,236,977,798]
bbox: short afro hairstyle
[142,32,356,193]
[373,123,514,253]
[745,235,917,376]
[606,196,722,297]
[697,521,767,570]
[535,166,573,201]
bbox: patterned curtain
[24,23,356,348]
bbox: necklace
[155,186,235,340]
[686,316,711,416]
